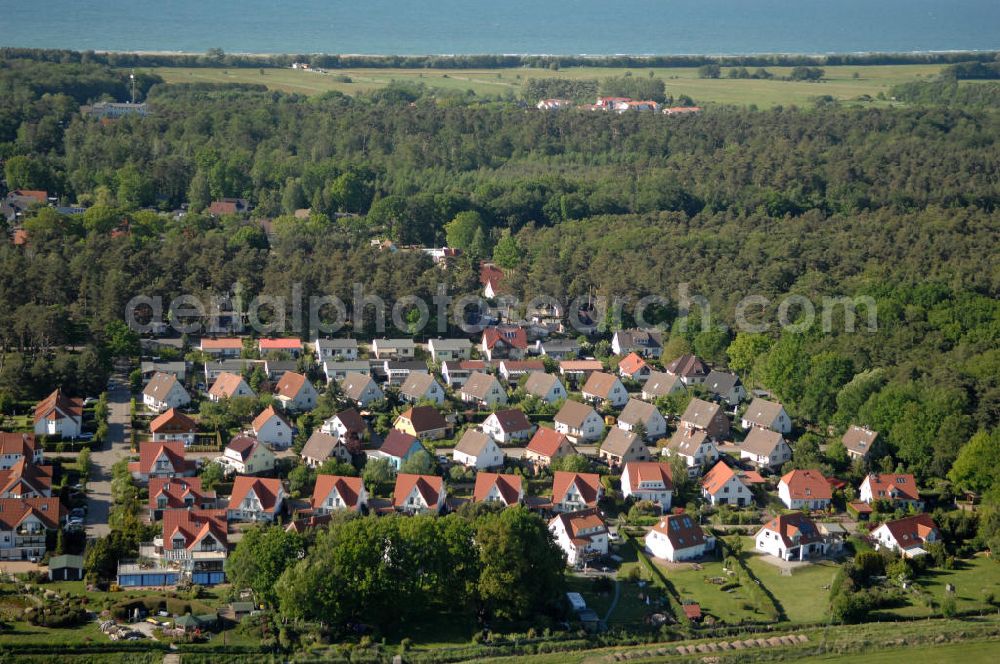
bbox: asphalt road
[85,380,132,538]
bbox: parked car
[70,508,86,519]
[83,397,99,406]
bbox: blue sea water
[0,0,997,56]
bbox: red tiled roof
[228,476,283,513]
[651,513,706,550]
[526,427,571,458]
[161,509,227,551]
[617,352,648,376]
[0,497,64,530]
[0,458,52,497]
[0,433,37,459]
[701,461,742,496]
[552,471,601,507]
[482,326,528,351]
[135,441,193,475]
[393,473,443,507]
[311,475,365,510]
[863,473,920,502]
[759,513,823,547]
[209,372,249,399]
[275,371,308,398]
[252,405,290,433]
[780,469,832,501]
[625,461,673,489]
[878,513,938,547]
[148,477,214,511]
[150,408,197,435]
[12,190,47,203]
[33,389,83,424]
[473,473,522,504]
[259,338,303,351]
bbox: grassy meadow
[149,63,947,107]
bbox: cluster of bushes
[25,595,89,628]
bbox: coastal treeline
[2,46,999,71]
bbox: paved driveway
[85,381,132,538]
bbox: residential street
[85,379,132,538]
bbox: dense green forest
[0,58,997,493]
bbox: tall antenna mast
[130,69,136,104]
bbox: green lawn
[662,558,763,624]
[743,547,841,624]
[882,554,1000,619]
[802,639,1000,664]
[149,63,947,108]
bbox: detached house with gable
[394,406,449,441]
[224,435,276,475]
[554,400,604,443]
[665,354,710,386]
[581,372,629,408]
[274,372,318,412]
[621,461,673,510]
[148,477,216,519]
[842,425,879,461]
[680,398,730,439]
[208,372,255,402]
[641,371,685,402]
[618,352,651,383]
[739,427,792,471]
[755,513,838,561]
[599,428,649,467]
[0,459,53,499]
[742,398,792,434]
[251,406,294,448]
[482,408,534,444]
[129,441,196,484]
[0,497,64,561]
[371,338,416,360]
[473,473,523,506]
[33,390,83,439]
[549,508,608,566]
[453,429,505,469]
[340,372,383,407]
[523,372,567,404]
[369,430,425,470]
[314,338,358,363]
[701,461,753,507]
[646,513,712,562]
[143,372,191,412]
[460,371,508,409]
[399,372,446,405]
[525,427,576,467]
[312,475,367,514]
[778,469,832,510]
[150,409,199,446]
[227,476,285,522]
[611,329,663,358]
[427,338,472,363]
[664,428,718,475]
[0,433,43,469]
[393,474,446,514]
[551,471,603,512]
[859,473,923,510]
[617,399,667,440]
[871,514,940,558]
[481,326,528,361]
[300,431,352,468]
[704,370,746,406]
